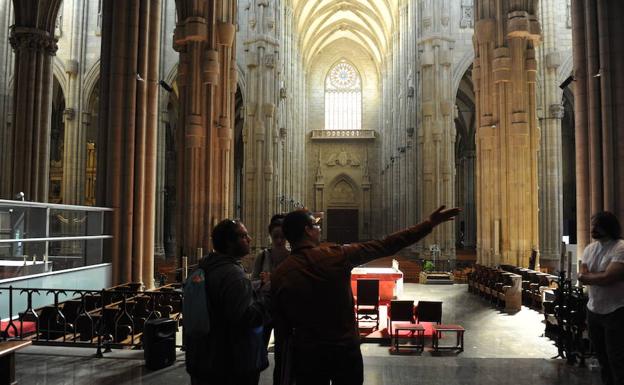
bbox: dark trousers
[263,323,273,349]
[293,344,364,385]
[587,307,624,385]
[191,371,260,385]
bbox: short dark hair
[212,219,242,253]
[283,209,315,244]
[591,211,622,239]
[268,214,285,233]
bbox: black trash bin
[143,318,177,370]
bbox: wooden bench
[0,340,31,385]
[467,264,521,312]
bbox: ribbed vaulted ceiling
[294,0,396,68]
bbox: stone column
[276,3,306,216]
[154,110,167,259]
[0,0,14,200]
[313,149,324,212]
[464,150,476,249]
[536,0,565,272]
[392,29,400,232]
[538,100,564,271]
[241,0,279,253]
[97,0,161,287]
[362,151,372,240]
[61,0,87,206]
[406,0,418,239]
[398,3,408,231]
[380,58,395,234]
[173,0,237,257]
[417,0,456,259]
[571,0,624,252]
[474,1,541,267]
[7,0,62,202]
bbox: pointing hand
[428,205,461,226]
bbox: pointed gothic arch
[328,173,360,207]
[325,173,362,243]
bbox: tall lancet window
[325,61,362,130]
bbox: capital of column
[549,103,565,119]
[63,108,76,121]
[217,22,236,47]
[9,26,58,55]
[217,116,231,139]
[173,17,209,51]
[507,11,541,42]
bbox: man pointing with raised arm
[271,205,461,385]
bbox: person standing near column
[578,211,624,385]
[252,214,289,286]
[185,219,271,385]
[251,213,289,348]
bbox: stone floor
[13,283,602,385]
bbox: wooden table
[391,323,425,353]
[432,324,465,352]
[0,340,31,385]
[351,267,403,304]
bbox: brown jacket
[271,220,434,349]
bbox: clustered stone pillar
[417,0,457,259]
[154,109,168,260]
[0,1,13,200]
[456,149,476,249]
[571,0,624,253]
[241,0,279,253]
[173,0,237,258]
[474,0,541,267]
[97,0,161,287]
[61,0,87,206]
[6,0,62,202]
[536,0,565,272]
[276,3,306,228]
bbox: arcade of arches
[0,0,623,290]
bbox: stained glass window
[325,61,362,130]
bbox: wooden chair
[416,300,442,324]
[355,279,380,331]
[387,300,416,336]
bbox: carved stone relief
[326,148,360,167]
[460,0,474,29]
[330,180,356,203]
[566,0,572,29]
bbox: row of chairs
[10,283,181,345]
[387,299,442,335]
[467,264,522,312]
[499,265,558,310]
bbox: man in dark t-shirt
[272,206,460,385]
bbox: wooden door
[327,209,358,244]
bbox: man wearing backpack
[185,219,271,385]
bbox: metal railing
[0,200,112,278]
[0,284,182,356]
